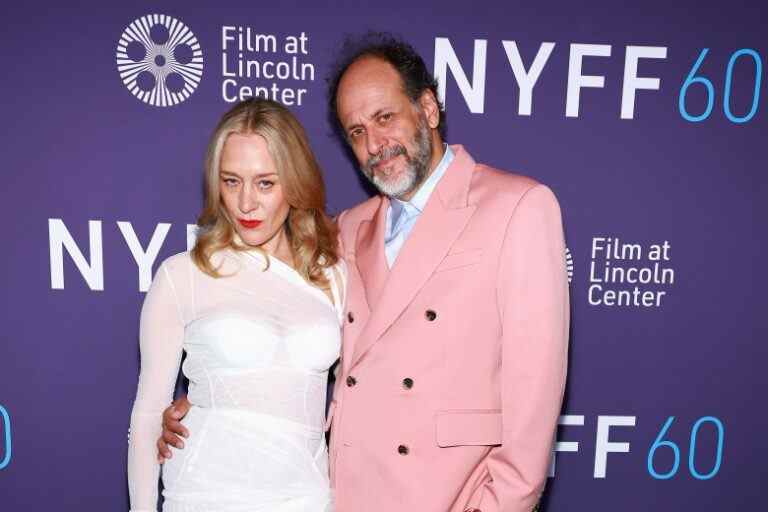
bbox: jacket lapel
[353,196,390,312]
[350,145,478,368]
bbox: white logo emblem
[566,247,574,283]
[116,14,203,107]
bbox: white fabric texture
[127,249,345,512]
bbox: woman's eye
[258,180,274,190]
[222,178,239,187]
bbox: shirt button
[346,376,357,387]
[397,444,409,455]
[347,311,355,323]
[425,309,437,321]
[402,378,414,389]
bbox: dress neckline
[239,249,336,309]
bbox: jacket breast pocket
[434,249,483,274]
[435,409,502,447]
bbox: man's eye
[349,129,363,139]
[378,113,393,123]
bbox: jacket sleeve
[127,260,186,512]
[477,184,570,512]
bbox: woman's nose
[238,186,258,213]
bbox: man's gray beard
[362,121,433,199]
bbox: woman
[127,98,344,511]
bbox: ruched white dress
[127,249,344,512]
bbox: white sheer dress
[127,249,345,512]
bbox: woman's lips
[238,218,262,229]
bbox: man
[159,33,569,512]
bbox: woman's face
[218,132,290,255]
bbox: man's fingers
[164,419,190,438]
[156,438,172,463]
[162,429,185,449]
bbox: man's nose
[366,127,387,157]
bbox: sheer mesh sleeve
[127,260,186,512]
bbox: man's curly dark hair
[326,31,446,140]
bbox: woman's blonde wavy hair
[192,98,338,287]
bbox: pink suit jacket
[328,145,569,512]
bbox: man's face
[336,57,434,200]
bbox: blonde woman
[127,98,344,512]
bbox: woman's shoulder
[332,256,348,277]
[160,248,241,278]
[322,256,348,292]
[150,251,193,285]
[158,251,194,272]
[319,254,347,274]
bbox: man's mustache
[366,144,408,171]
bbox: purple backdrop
[1,1,765,510]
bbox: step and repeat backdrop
[1,1,765,510]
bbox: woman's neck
[261,227,295,269]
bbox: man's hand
[156,395,191,463]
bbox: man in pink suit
[325,33,569,512]
[159,33,568,512]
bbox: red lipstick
[238,218,262,229]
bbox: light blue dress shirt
[384,145,454,267]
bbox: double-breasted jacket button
[346,375,357,387]
[425,309,437,321]
[347,311,354,323]
[397,444,409,455]
[402,377,414,389]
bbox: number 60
[647,416,724,480]
[0,405,10,470]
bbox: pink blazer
[327,145,569,512]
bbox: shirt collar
[391,144,454,214]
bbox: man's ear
[419,90,440,130]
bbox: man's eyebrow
[345,122,363,133]
[345,109,387,132]
[371,108,389,120]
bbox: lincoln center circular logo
[116,14,204,107]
